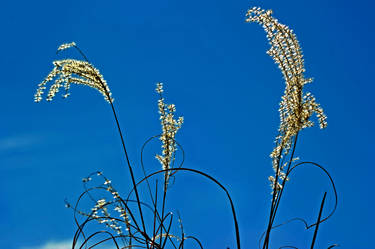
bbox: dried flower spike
[155,83,183,184]
[246,7,327,193]
[34,42,113,103]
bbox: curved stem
[133,167,241,249]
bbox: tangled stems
[259,158,338,249]
[127,167,241,249]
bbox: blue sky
[1,0,374,248]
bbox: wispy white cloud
[0,134,41,151]
[20,239,118,249]
[20,240,72,249]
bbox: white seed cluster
[57,42,76,51]
[78,174,132,235]
[246,7,327,194]
[34,43,113,103]
[103,179,131,232]
[155,83,183,184]
[151,233,181,243]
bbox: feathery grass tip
[34,42,113,103]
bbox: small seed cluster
[155,83,183,185]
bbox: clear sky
[1,0,374,249]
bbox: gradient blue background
[1,0,374,248]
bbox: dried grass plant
[34,6,337,249]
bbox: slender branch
[72,45,149,248]
[310,192,327,249]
